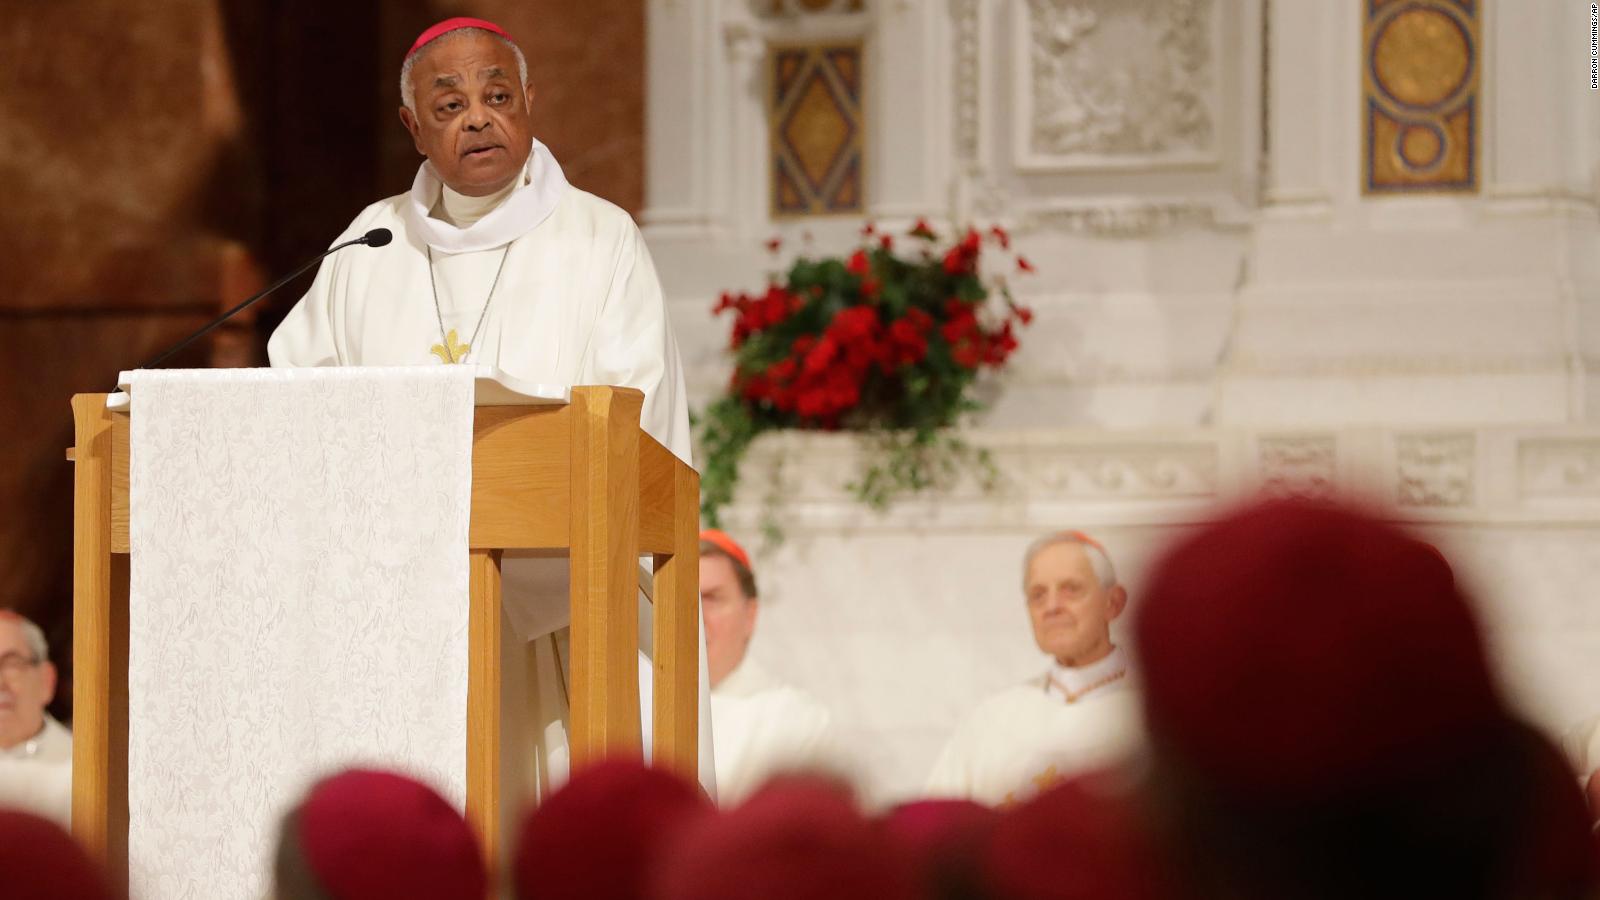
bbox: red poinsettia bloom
[829,306,880,343]
[796,386,829,418]
[909,218,938,240]
[846,249,871,276]
[803,334,840,376]
[825,366,861,410]
[861,278,882,300]
[741,373,773,402]
[888,317,929,367]
[983,322,1019,367]
[952,341,982,369]
[1017,255,1036,273]
[765,236,782,254]
[861,222,877,237]
[942,228,983,275]
[1014,305,1035,325]
[940,309,979,344]
[879,234,894,251]
[767,357,798,383]
[990,225,1011,250]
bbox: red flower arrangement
[698,219,1034,523]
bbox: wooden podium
[67,385,700,877]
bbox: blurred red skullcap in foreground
[293,769,485,900]
[1134,497,1504,801]
[514,759,710,900]
[0,809,117,900]
[654,775,916,900]
[980,771,1181,900]
[881,798,1000,900]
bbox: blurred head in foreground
[654,774,915,900]
[0,809,117,900]
[513,758,710,900]
[1134,497,1598,899]
[271,768,485,900]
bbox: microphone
[135,228,393,371]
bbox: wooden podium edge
[69,393,129,884]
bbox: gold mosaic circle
[1399,123,1443,168]
[1372,7,1470,109]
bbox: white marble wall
[718,427,1600,802]
[643,0,1600,802]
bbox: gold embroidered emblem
[1000,765,1065,808]
[430,329,470,364]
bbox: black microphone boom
[135,228,393,371]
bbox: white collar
[713,657,781,699]
[403,137,569,254]
[437,175,521,228]
[0,714,68,759]
[1046,646,1129,701]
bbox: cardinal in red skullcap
[653,775,916,900]
[0,809,118,900]
[512,759,710,900]
[699,529,839,805]
[1133,497,1596,900]
[270,768,486,900]
[979,770,1184,900]
[268,6,714,803]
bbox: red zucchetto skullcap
[699,529,752,572]
[297,769,485,900]
[881,799,1000,900]
[513,759,710,900]
[979,771,1182,900]
[654,776,917,900]
[0,810,116,900]
[1134,497,1503,801]
[406,17,513,60]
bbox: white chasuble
[125,367,474,900]
[268,139,715,798]
[924,651,1143,807]
[0,715,72,828]
[709,659,837,806]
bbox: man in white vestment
[0,612,72,826]
[268,17,713,795]
[700,530,835,805]
[925,531,1141,806]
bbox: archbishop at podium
[268,17,711,794]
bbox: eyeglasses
[0,652,40,678]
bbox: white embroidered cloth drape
[124,367,474,900]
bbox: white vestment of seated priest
[0,714,72,827]
[269,138,714,796]
[924,647,1142,807]
[709,658,837,805]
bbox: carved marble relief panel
[1396,433,1475,507]
[1013,0,1220,171]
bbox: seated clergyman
[925,531,1142,806]
[0,611,72,827]
[701,530,837,805]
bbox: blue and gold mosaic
[770,44,864,217]
[1363,0,1479,194]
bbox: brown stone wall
[0,1,644,719]
[376,2,646,212]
